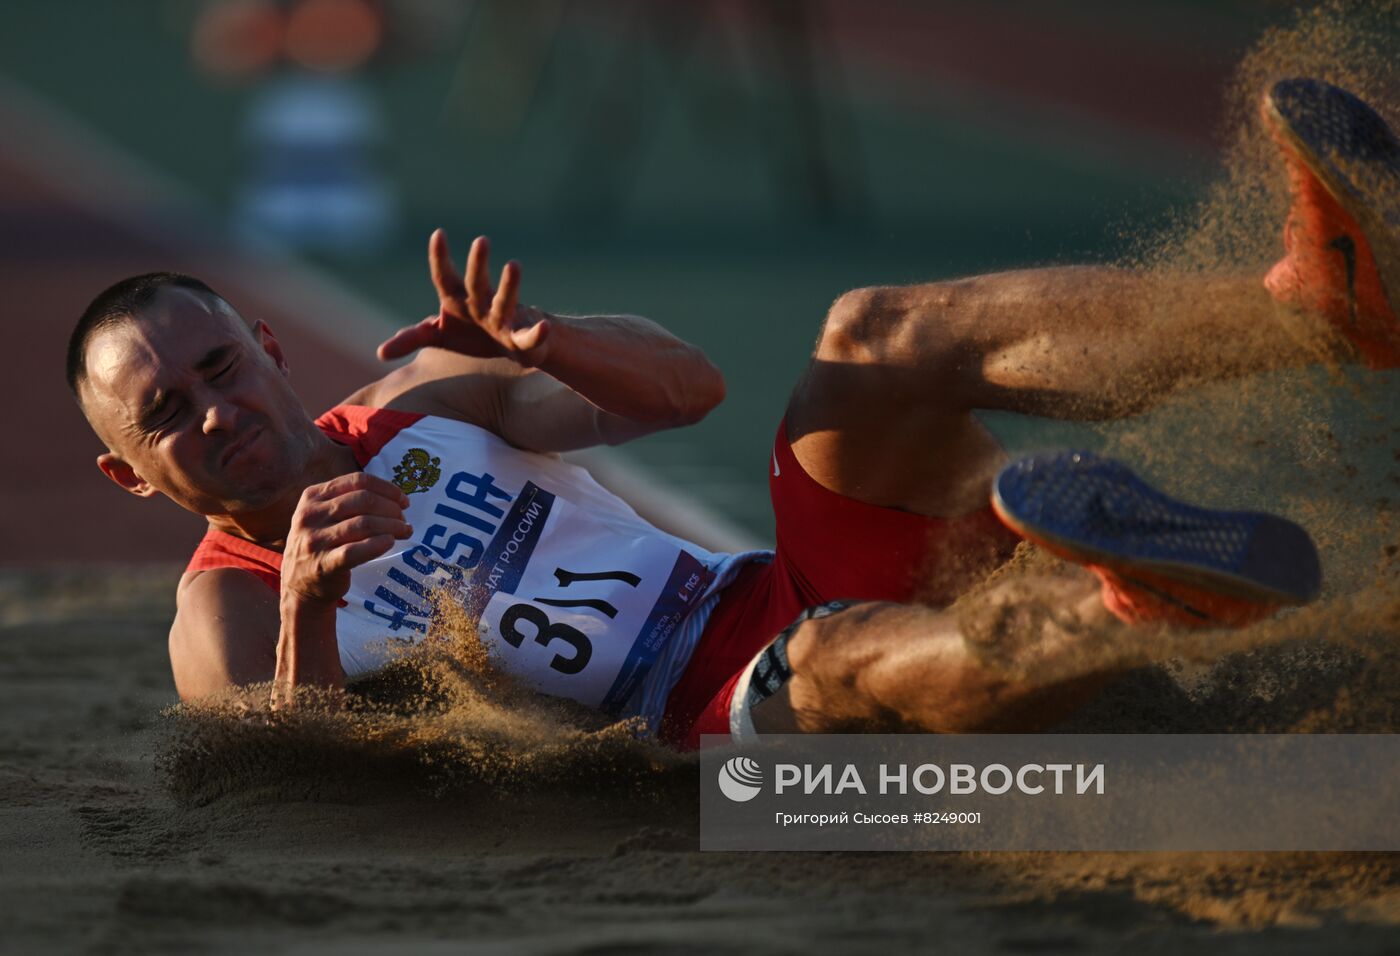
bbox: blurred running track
[1,0,1269,566]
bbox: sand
[4,566,1400,953]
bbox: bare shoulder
[170,569,280,701]
[342,349,523,430]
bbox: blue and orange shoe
[1262,78,1400,369]
[991,452,1322,629]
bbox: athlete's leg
[790,79,1400,520]
[749,574,1119,734]
[750,450,1323,735]
[787,267,1314,518]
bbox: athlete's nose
[201,394,238,434]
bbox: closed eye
[146,400,185,434]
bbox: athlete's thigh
[768,415,1018,609]
[784,348,1007,520]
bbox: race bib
[473,483,715,713]
[337,417,723,716]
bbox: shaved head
[67,273,232,412]
[73,275,324,518]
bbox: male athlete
[67,80,1395,747]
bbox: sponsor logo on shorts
[718,756,764,802]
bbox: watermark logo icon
[717,756,764,802]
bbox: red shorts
[658,420,1020,749]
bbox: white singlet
[334,409,759,727]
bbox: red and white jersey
[188,406,760,723]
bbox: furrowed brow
[133,344,237,430]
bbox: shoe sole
[1263,78,1400,325]
[991,452,1322,606]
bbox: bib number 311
[495,567,639,676]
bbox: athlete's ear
[96,452,158,498]
[252,320,290,378]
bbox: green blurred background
[3,0,1291,539]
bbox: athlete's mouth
[219,425,263,468]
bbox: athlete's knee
[752,601,910,733]
[819,286,912,364]
[784,601,907,701]
[818,283,967,379]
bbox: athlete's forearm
[535,312,725,429]
[271,595,347,704]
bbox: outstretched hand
[376,229,552,367]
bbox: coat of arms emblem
[392,447,442,495]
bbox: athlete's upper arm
[169,569,280,701]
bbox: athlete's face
[82,288,319,516]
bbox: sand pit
[5,565,1400,952]
[7,2,1400,951]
